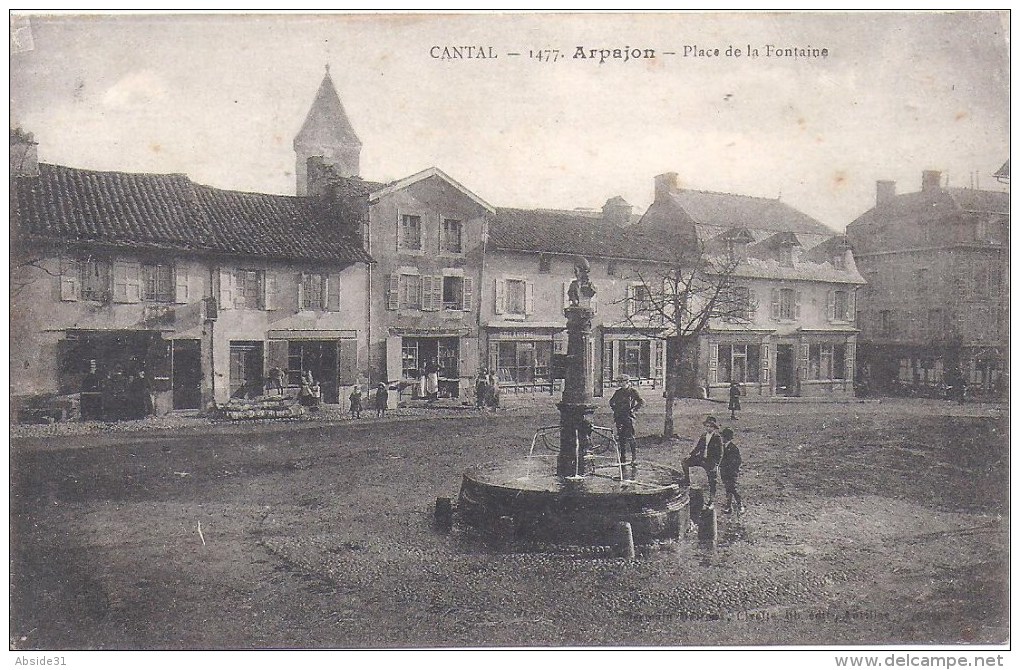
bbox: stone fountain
[448,258,687,550]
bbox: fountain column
[557,259,598,479]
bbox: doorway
[229,341,264,399]
[775,344,795,396]
[171,339,202,409]
[287,340,340,404]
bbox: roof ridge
[675,187,780,202]
[39,161,191,180]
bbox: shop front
[58,328,173,418]
[266,329,359,404]
[600,329,664,391]
[485,325,565,395]
[385,328,476,399]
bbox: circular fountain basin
[457,456,688,546]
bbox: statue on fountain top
[567,256,597,310]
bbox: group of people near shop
[79,359,155,421]
[609,376,747,516]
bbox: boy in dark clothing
[349,386,363,418]
[609,376,644,464]
[475,370,489,410]
[681,415,724,505]
[375,383,389,418]
[719,427,745,515]
[728,381,742,419]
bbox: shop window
[717,343,761,383]
[808,343,846,380]
[496,340,552,384]
[619,340,651,380]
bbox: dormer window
[722,228,753,262]
[831,253,845,270]
[778,245,794,266]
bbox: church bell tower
[293,66,362,195]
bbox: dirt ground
[8,398,1009,649]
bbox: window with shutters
[301,273,327,311]
[142,263,174,302]
[400,273,421,309]
[627,283,653,317]
[831,290,850,322]
[505,279,527,314]
[399,214,423,251]
[440,219,463,254]
[442,275,473,311]
[778,288,796,320]
[80,257,111,301]
[235,269,264,310]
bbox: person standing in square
[728,380,742,420]
[719,427,745,515]
[609,376,644,465]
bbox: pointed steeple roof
[294,69,361,150]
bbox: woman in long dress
[425,358,440,400]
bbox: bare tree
[614,245,756,437]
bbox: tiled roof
[848,187,1009,229]
[946,187,1009,215]
[489,207,688,262]
[12,163,372,264]
[667,189,836,235]
[196,186,372,263]
[489,208,614,257]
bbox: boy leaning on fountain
[680,416,724,506]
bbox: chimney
[921,170,942,192]
[602,196,633,227]
[875,180,896,206]
[654,172,680,202]
[10,128,39,177]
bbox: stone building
[10,129,372,414]
[483,202,670,395]
[634,173,866,398]
[846,171,1009,396]
[296,72,493,399]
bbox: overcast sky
[9,11,1010,231]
